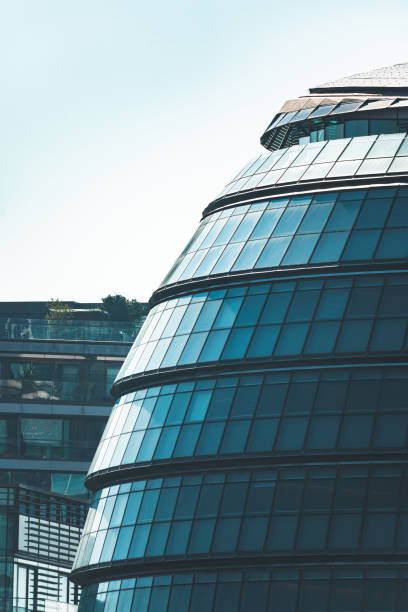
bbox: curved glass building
[72,64,408,611]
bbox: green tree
[47,299,73,321]
[101,295,147,321]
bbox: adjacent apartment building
[72,64,408,611]
[0,300,145,611]
[0,300,143,498]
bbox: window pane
[281,234,319,265]
[311,232,348,263]
[297,203,333,233]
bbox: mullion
[364,276,387,355]
[372,187,404,260]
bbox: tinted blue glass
[221,328,253,360]
[326,200,362,231]
[315,287,349,320]
[305,321,340,354]
[387,197,408,226]
[213,214,243,245]
[148,588,170,611]
[213,297,243,329]
[276,417,308,450]
[255,236,291,268]
[342,229,381,260]
[260,292,292,324]
[336,320,373,352]
[166,393,191,425]
[168,585,191,612]
[239,517,268,550]
[185,390,212,422]
[273,206,307,236]
[99,528,119,562]
[178,332,207,364]
[250,208,283,239]
[154,427,180,459]
[166,521,191,555]
[160,335,189,368]
[220,421,250,453]
[247,325,280,357]
[286,290,320,321]
[196,423,224,455]
[274,323,309,355]
[231,212,262,242]
[173,424,201,457]
[306,416,340,449]
[214,584,241,612]
[311,232,348,262]
[188,519,216,553]
[346,286,381,318]
[298,203,333,233]
[122,492,142,525]
[230,386,260,417]
[189,584,216,612]
[149,396,172,427]
[281,234,319,265]
[235,295,267,326]
[129,524,150,557]
[376,229,408,259]
[138,490,160,523]
[232,239,266,270]
[112,526,133,560]
[211,243,243,273]
[212,518,240,552]
[355,198,392,229]
[193,301,222,332]
[137,429,160,461]
[155,488,178,520]
[267,516,298,550]
[199,330,229,362]
[339,415,373,448]
[247,419,278,451]
[146,522,170,556]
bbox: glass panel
[356,158,392,175]
[300,162,333,181]
[367,133,405,157]
[388,156,408,173]
[309,105,336,117]
[272,207,307,236]
[339,136,375,160]
[314,139,350,163]
[281,234,319,265]
[255,236,291,268]
[250,209,284,239]
[211,243,244,274]
[327,159,362,177]
[376,229,408,259]
[231,240,267,271]
[310,232,348,263]
[298,203,333,233]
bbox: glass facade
[0,303,130,502]
[218,135,408,198]
[0,485,86,611]
[72,65,408,610]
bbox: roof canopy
[311,63,408,94]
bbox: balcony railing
[0,317,144,343]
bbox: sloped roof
[311,63,408,93]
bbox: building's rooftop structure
[312,62,408,93]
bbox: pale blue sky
[1,0,408,302]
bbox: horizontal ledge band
[85,450,408,492]
[203,176,408,218]
[112,353,408,399]
[150,261,408,309]
[70,551,408,587]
